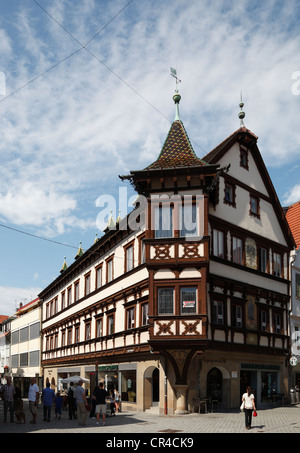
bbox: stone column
[174,384,189,414]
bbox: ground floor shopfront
[42,349,289,414]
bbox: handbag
[240,401,245,412]
[253,410,257,417]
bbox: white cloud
[0,286,42,316]
[0,0,300,237]
[283,184,300,206]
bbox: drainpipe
[164,357,168,415]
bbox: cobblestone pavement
[0,400,300,435]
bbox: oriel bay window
[154,205,173,238]
[180,287,197,314]
[153,198,201,239]
[179,204,198,237]
[157,285,199,316]
[158,288,174,314]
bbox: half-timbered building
[40,91,294,413]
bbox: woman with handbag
[241,386,256,430]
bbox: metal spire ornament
[170,67,181,121]
[238,92,245,127]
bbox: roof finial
[238,91,245,127]
[171,67,181,121]
[75,241,84,259]
[60,256,68,273]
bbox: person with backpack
[68,382,76,420]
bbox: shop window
[158,288,174,315]
[120,369,136,403]
[180,287,197,314]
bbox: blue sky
[0,0,300,315]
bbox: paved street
[0,400,300,434]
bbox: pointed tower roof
[74,242,84,260]
[60,257,68,273]
[144,92,208,170]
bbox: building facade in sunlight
[39,92,295,413]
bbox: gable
[204,127,295,249]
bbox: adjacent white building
[10,298,42,396]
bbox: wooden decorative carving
[182,244,200,259]
[153,244,171,259]
[181,320,201,335]
[156,320,174,336]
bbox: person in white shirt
[241,386,256,430]
[28,377,40,424]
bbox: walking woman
[241,386,256,430]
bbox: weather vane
[170,67,181,91]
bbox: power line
[0,222,78,250]
[0,48,83,104]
